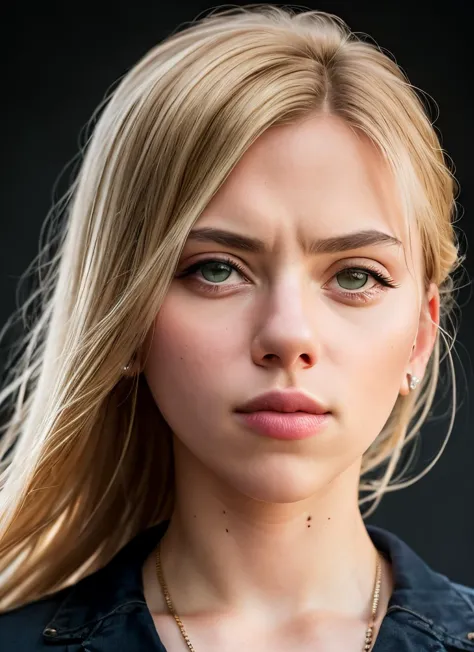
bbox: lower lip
[235,411,331,440]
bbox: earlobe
[399,344,416,396]
[399,283,439,397]
[400,371,420,396]
[122,354,139,376]
[408,373,420,391]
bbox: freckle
[328,517,331,520]
[193,515,196,518]
[223,510,226,514]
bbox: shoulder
[451,580,474,608]
[366,524,474,648]
[0,525,165,651]
[0,586,72,651]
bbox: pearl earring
[408,373,420,391]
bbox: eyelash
[177,256,400,303]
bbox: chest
[80,608,450,652]
[149,611,382,652]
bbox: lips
[235,389,330,415]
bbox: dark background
[2,2,473,584]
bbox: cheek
[142,292,242,429]
[333,298,418,432]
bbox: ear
[138,320,157,370]
[122,322,157,377]
[400,282,440,396]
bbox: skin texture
[140,113,440,650]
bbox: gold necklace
[155,542,382,652]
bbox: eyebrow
[187,227,403,255]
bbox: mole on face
[307,515,311,528]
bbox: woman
[0,5,472,651]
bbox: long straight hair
[0,5,464,610]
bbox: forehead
[195,114,421,270]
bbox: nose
[251,275,319,372]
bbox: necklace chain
[155,541,382,652]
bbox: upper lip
[235,389,330,415]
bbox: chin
[226,462,326,504]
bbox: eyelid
[176,255,251,284]
[177,255,399,293]
[330,256,387,272]
[182,253,388,270]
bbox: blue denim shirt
[1,519,474,651]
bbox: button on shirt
[1,519,474,651]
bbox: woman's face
[143,114,439,502]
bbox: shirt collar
[366,523,474,648]
[45,520,474,648]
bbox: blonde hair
[0,4,465,610]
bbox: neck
[150,441,390,624]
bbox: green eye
[178,257,248,285]
[336,269,368,290]
[200,262,233,283]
